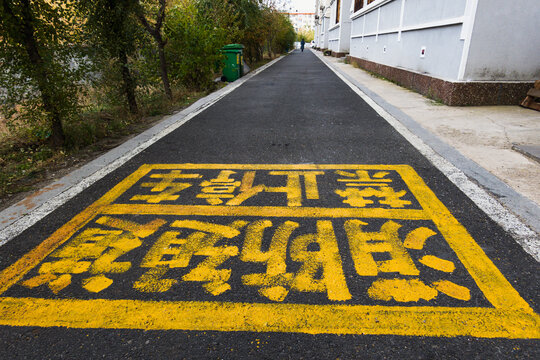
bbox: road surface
[0,50,538,358]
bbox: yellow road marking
[419,255,455,273]
[432,280,471,301]
[0,164,538,338]
[403,227,437,250]
[0,297,538,338]
[398,166,533,310]
[101,204,429,219]
[368,278,438,302]
[0,165,153,294]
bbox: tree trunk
[156,35,172,100]
[18,0,65,146]
[119,50,138,114]
[135,1,172,100]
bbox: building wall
[351,26,464,81]
[328,0,340,51]
[463,0,540,81]
[349,0,467,81]
[328,0,353,53]
[338,12,352,53]
[323,16,330,49]
[315,0,335,49]
[328,25,340,52]
[348,0,540,82]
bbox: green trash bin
[221,44,244,82]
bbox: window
[354,0,363,13]
[336,0,341,24]
[354,0,375,13]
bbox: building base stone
[346,56,533,106]
[332,51,348,58]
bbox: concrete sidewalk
[313,49,540,234]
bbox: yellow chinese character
[225,171,265,205]
[197,170,241,205]
[335,170,410,208]
[131,170,201,203]
[242,220,351,302]
[226,171,324,207]
[134,220,247,295]
[21,217,166,293]
[290,220,352,301]
[345,220,471,303]
[336,187,411,208]
[344,220,419,276]
[266,171,324,206]
[240,220,298,301]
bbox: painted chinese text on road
[0,164,538,338]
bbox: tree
[272,13,295,54]
[228,0,266,63]
[165,0,236,89]
[135,0,172,100]
[79,0,141,114]
[296,28,314,43]
[0,0,81,146]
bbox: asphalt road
[0,50,538,359]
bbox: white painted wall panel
[323,17,330,48]
[347,0,538,82]
[463,0,540,81]
[350,0,465,81]
[378,0,402,31]
[351,14,363,35]
[363,10,378,34]
[402,0,467,27]
[328,26,341,52]
[350,25,463,80]
[339,21,352,52]
[399,26,463,79]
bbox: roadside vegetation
[296,27,314,43]
[0,0,295,203]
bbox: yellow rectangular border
[0,297,537,338]
[0,164,538,338]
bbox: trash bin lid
[222,44,244,50]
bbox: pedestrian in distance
[301,38,305,52]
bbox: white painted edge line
[0,55,286,246]
[314,50,540,262]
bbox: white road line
[0,56,285,246]
[316,51,540,262]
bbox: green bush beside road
[0,0,295,200]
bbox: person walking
[301,38,305,52]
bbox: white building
[314,0,336,51]
[327,0,353,57]
[284,12,316,33]
[313,0,540,105]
